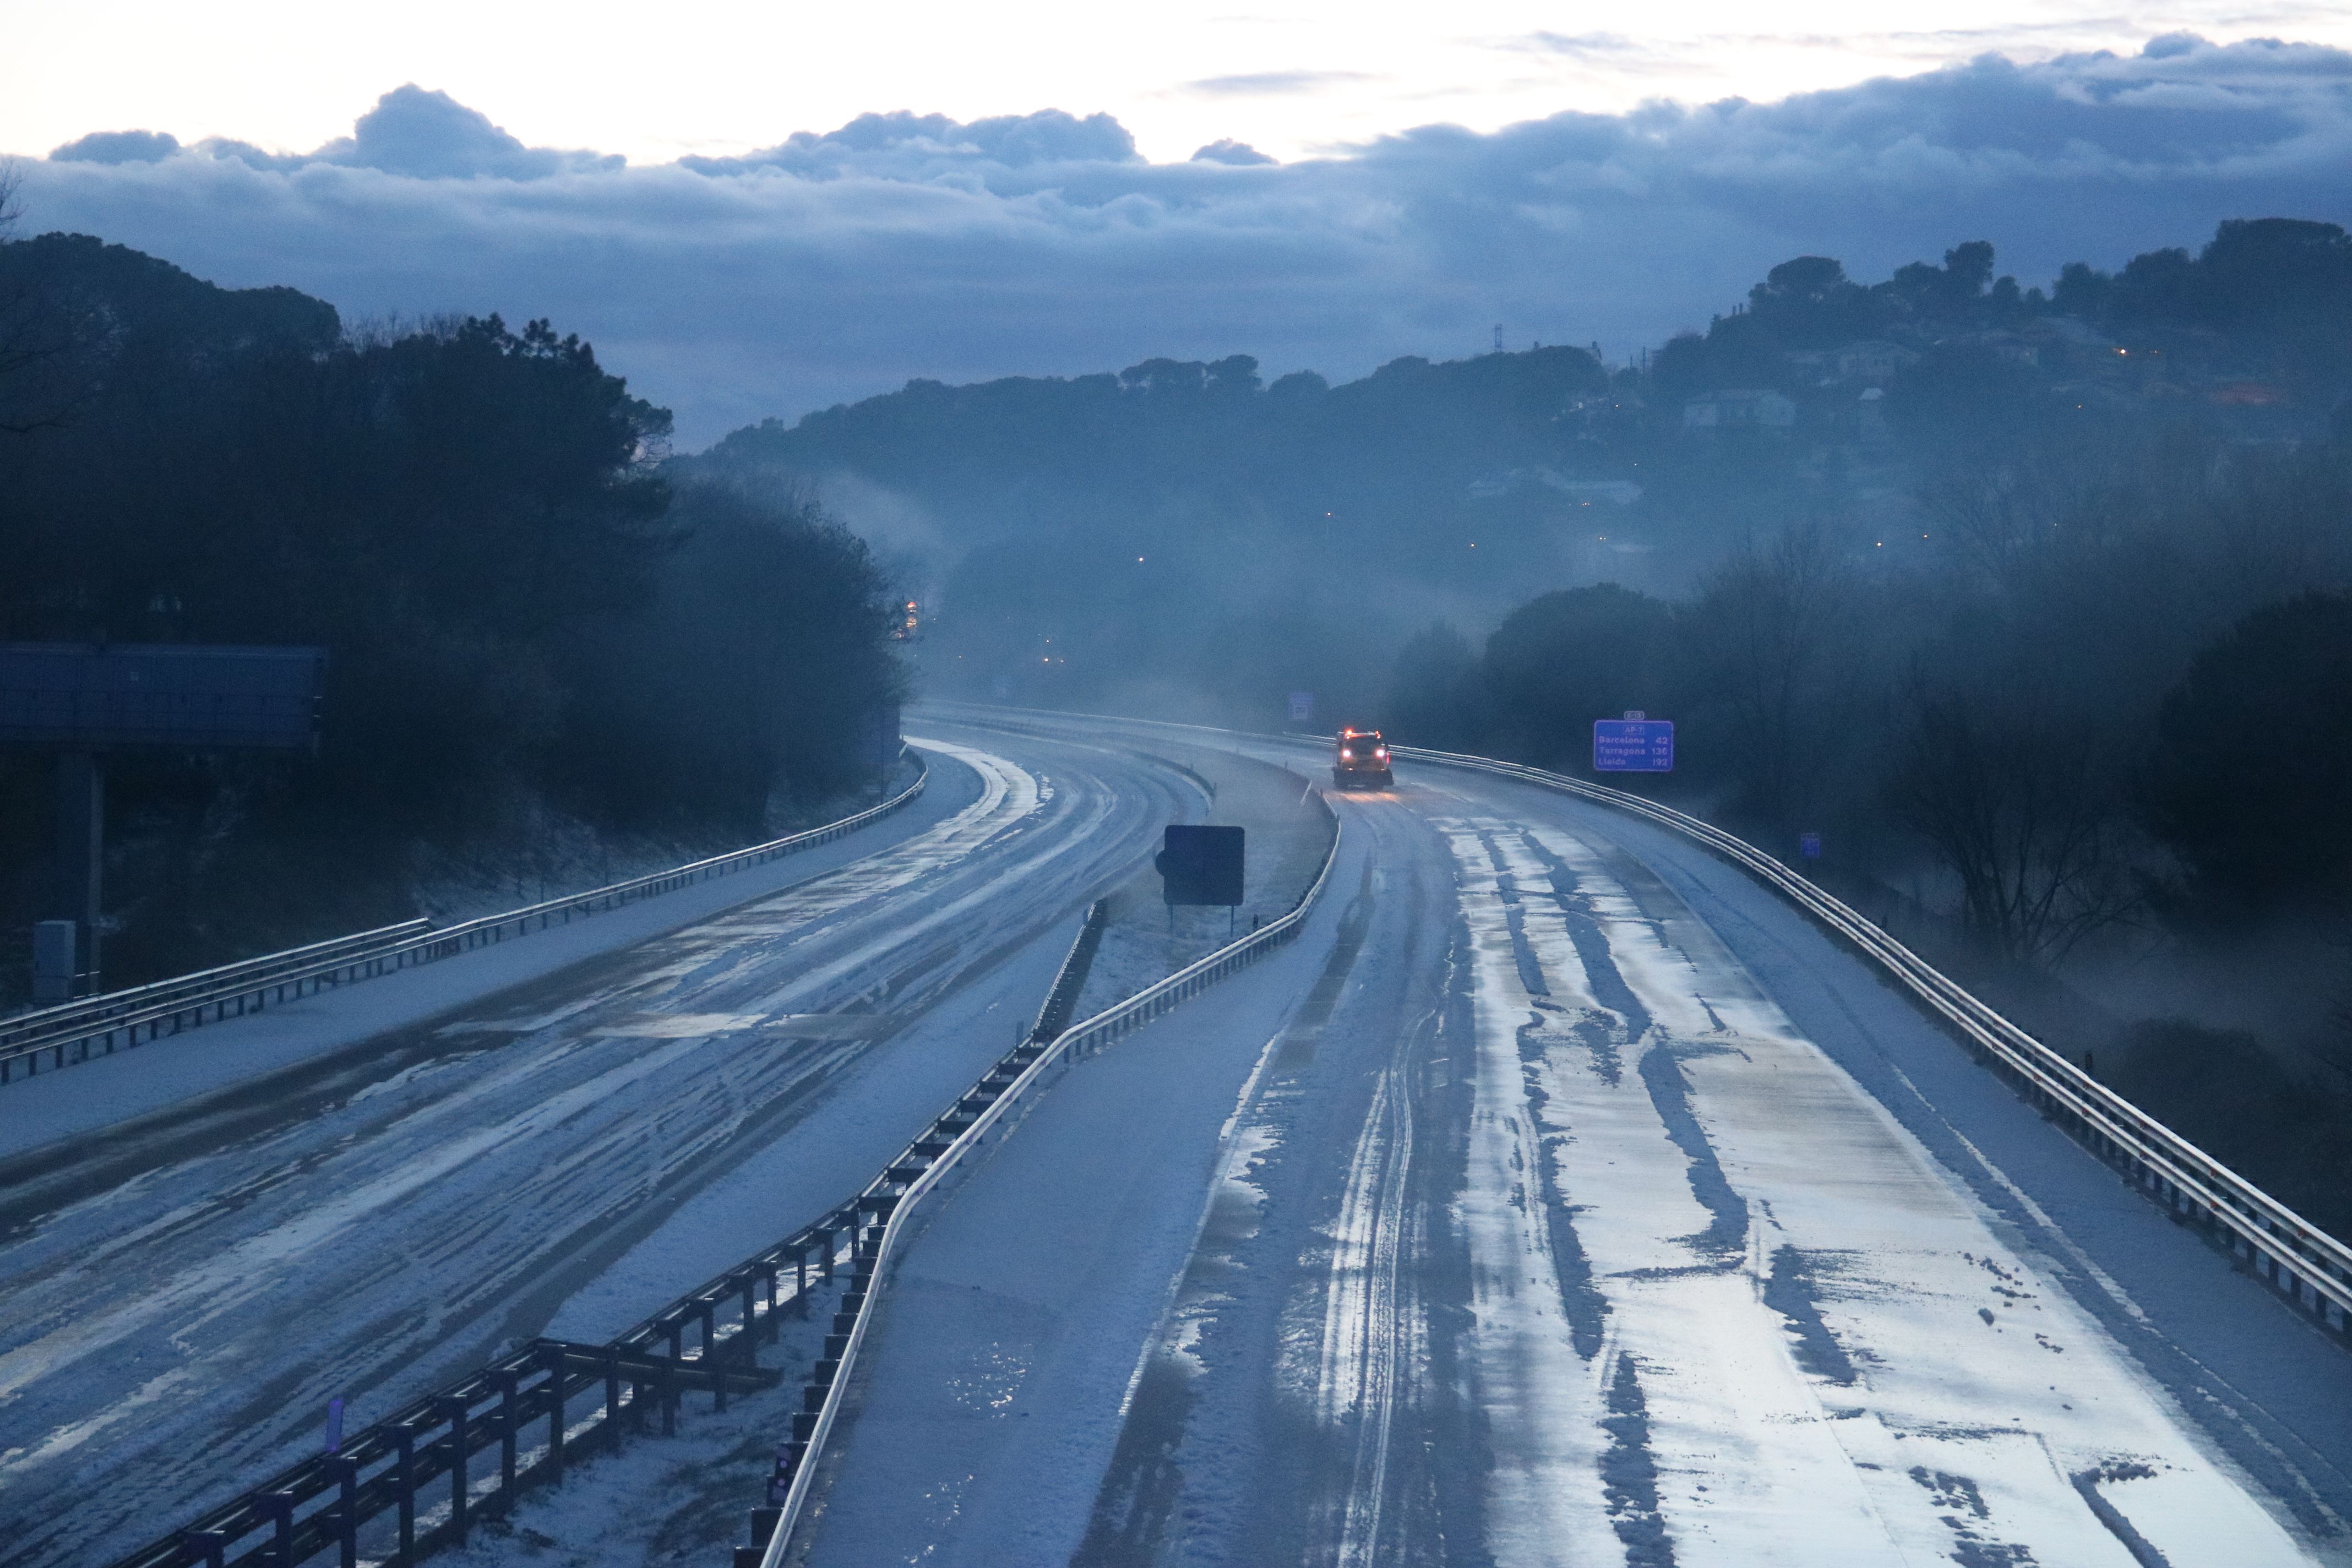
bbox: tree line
[696,219,2352,736]
[0,230,903,989]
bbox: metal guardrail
[117,1079,967,1568]
[1030,899,1110,1047]
[112,1335,782,1568]
[922,703,2352,1340]
[750,782,1343,1567]
[0,918,433,1058]
[4,751,929,1087]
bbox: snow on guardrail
[2,749,929,1088]
[0,918,433,1058]
[752,777,1342,1567]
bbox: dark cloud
[15,36,2352,446]
[200,85,622,177]
[319,84,622,178]
[1182,70,1377,95]
[50,129,181,164]
[1191,139,1277,165]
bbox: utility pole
[3,641,326,1003]
[46,752,102,998]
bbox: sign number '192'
[1592,715,1674,773]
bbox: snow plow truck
[1331,727,1393,790]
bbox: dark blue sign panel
[1593,718,1674,773]
[0,643,325,749]
[1157,824,1245,907]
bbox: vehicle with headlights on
[1331,727,1393,790]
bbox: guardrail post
[181,1532,227,1568]
[704,1297,728,1412]
[258,1495,294,1561]
[435,1395,471,1543]
[493,1367,520,1491]
[605,1347,625,1444]
[331,1454,361,1568]
[541,1344,567,1476]
[394,1422,417,1566]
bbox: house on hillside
[1684,389,1797,432]
[1833,340,1920,384]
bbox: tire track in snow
[1435,815,1622,1567]
[1312,990,1414,1568]
[0,739,1178,1568]
[1071,864,1383,1568]
[1486,818,2318,1566]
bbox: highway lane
[803,709,2352,1566]
[0,729,1200,1568]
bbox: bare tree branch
[1883,676,2143,965]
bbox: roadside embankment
[1068,743,1334,1022]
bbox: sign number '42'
[1592,717,1674,773]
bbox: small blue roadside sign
[1288,690,1315,723]
[1593,718,1674,772]
[1799,831,1822,859]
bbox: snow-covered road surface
[14,705,2349,1568]
[798,710,2352,1567]
[1447,814,2305,1564]
[0,731,1200,1568]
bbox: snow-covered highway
[0,731,1196,1568]
[798,710,2352,1567]
[8,706,2350,1568]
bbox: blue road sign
[1288,690,1315,723]
[1158,824,1246,907]
[1800,831,1822,859]
[0,642,325,749]
[1593,718,1675,773]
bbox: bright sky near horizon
[10,0,2352,163]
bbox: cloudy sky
[8,4,2351,444]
